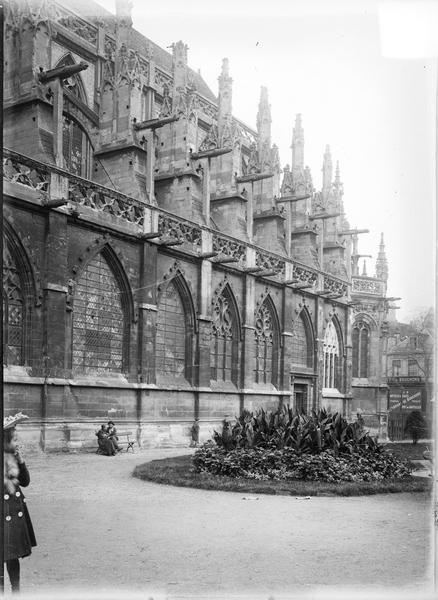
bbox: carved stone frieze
[292,265,318,287]
[3,151,49,193]
[158,214,202,247]
[351,277,384,296]
[55,8,98,46]
[255,252,285,276]
[212,235,246,264]
[323,275,348,296]
[68,176,145,228]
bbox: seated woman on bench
[107,421,121,452]
[96,425,117,456]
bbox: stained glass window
[352,321,369,378]
[291,312,312,368]
[156,281,186,379]
[254,301,275,384]
[62,116,92,178]
[3,243,24,366]
[72,253,125,374]
[211,291,237,383]
[323,321,340,388]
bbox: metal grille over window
[210,294,236,383]
[3,243,24,366]
[291,313,312,368]
[156,281,186,379]
[352,321,369,378]
[254,303,274,384]
[72,254,124,374]
[323,320,339,388]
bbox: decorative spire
[281,164,293,195]
[362,259,368,277]
[172,40,188,90]
[322,144,332,194]
[375,232,389,281]
[335,161,340,184]
[115,0,133,45]
[257,86,271,134]
[218,58,233,140]
[257,86,272,168]
[291,113,304,172]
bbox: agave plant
[212,405,380,456]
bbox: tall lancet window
[254,300,278,385]
[3,243,25,366]
[352,321,369,378]
[291,310,313,369]
[323,321,340,388]
[72,253,126,374]
[210,288,239,384]
[156,280,187,380]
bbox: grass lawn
[132,453,432,497]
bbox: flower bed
[192,445,412,483]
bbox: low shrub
[192,444,412,483]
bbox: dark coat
[96,429,116,456]
[4,461,37,562]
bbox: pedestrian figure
[96,424,116,456]
[107,421,121,451]
[190,418,200,447]
[3,412,37,593]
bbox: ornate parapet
[4,149,354,304]
[323,274,349,297]
[351,276,385,296]
[212,233,246,265]
[293,264,318,287]
[3,149,50,193]
[158,213,202,248]
[255,251,285,277]
[68,173,145,228]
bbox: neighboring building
[3,0,391,450]
[349,235,392,439]
[384,312,434,440]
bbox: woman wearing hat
[3,413,37,593]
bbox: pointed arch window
[352,320,369,378]
[210,289,239,384]
[291,311,313,369]
[156,280,188,380]
[72,253,127,375]
[62,115,92,178]
[3,243,25,366]
[254,300,278,385]
[323,321,340,388]
[55,55,93,177]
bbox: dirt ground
[5,447,435,600]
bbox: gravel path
[7,448,435,599]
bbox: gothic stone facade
[3,0,389,450]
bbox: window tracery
[323,320,340,388]
[352,320,369,378]
[291,311,313,369]
[156,281,187,379]
[72,253,126,374]
[3,243,24,365]
[210,289,238,384]
[254,300,277,385]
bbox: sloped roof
[61,0,217,103]
[129,28,217,103]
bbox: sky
[91,0,437,322]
